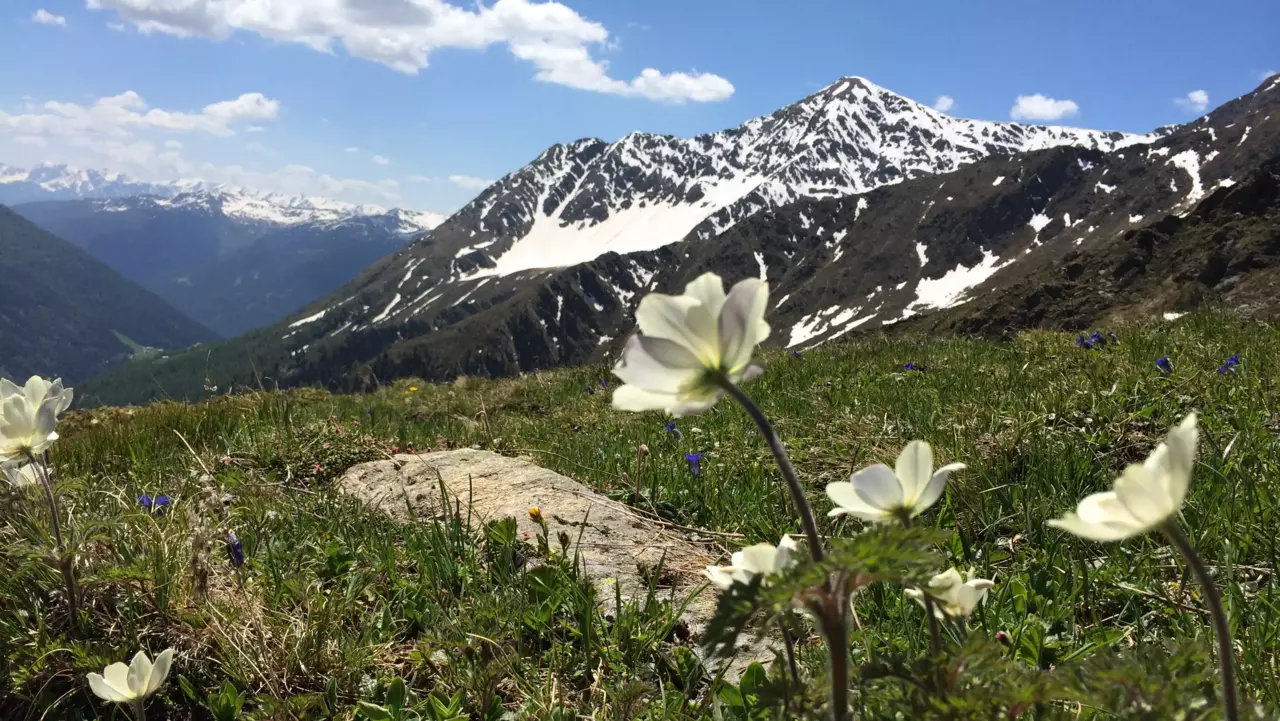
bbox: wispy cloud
[88,0,734,103]
[932,95,955,113]
[372,155,391,166]
[32,9,67,26]
[448,174,492,190]
[1174,89,1209,114]
[1010,94,1079,122]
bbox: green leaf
[357,701,394,721]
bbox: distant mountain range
[76,75,1280,406]
[4,166,445,336]
[0,206,216,383]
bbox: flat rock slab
[338,448,777,679]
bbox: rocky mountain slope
[77,75,1280,406]
[0,205,217,383]
[14,189,444,336]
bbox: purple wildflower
[1089,331,1106,347]
[226,530,245,568]
[1075,334,1087,348]
[789,349,803,358]
[599,379,609,389]
[665,421,682,441]
[684,452,705,477]
[903,362,920,371]
[1217,353,1241,375]
[153,496,170,517]
[1156,356,1173,375]
[137,494,153,512]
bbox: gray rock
[337,448,778,679]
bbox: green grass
[112,330,162,360]
[3,309,1278,718]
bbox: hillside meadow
[2,309,1278,719]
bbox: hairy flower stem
[719,379,847,720]
[1162,521,1240,721]
[133,699,147,721]
[778,616,801,689]
[30,453,79,633]
[718,379,823,562]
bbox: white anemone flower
[0,377,71,463]
[905,568,995,619]
[1049,414,1198,541]
[2,462,39,488]
[705,536,798,590]
[612,273,770,417]
[825,441,965,523]
[86,648,175,709]
[1,376,74,416]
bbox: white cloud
[32,9,67,26]
[13,135,47,147]
[0,90,279,140]
[164,139,182,149]
[108,21,128,31]
[406,174,438,183]
[245,141,274,155]
[932,95,955,113]
[87,0,734,103]
[1175,89,1210,113]
[449,174,492,190]
[1261,70,1278,81]
[246,125,266,132]
[372,154,391,166]
[1010,94,1079,122]
[344,146,360,153]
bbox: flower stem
[777,615,801,690]
[133,699,147,721]
[29,454,79,633]
[1161,521,1240,721]
[900,516,942,656]
[717,379,823,563]
[818,600,850,721]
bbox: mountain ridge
[75,75,1280,406]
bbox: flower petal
[683,273,728,321]
[913,462,964,516]
[1048,512,1137,542]
[1162,413,1198,506]
[102,662,133,699]
[634,293,715,362]
[894,441,934,504]
[737,543,779,575]
[718,278,770,375]
[705,565,736,589]
[613,336,704,393]
[127,651,153,696]
[611,385,678,413]
[0,378,21,401]
[850,464,905,512]
[145,648,174,696]
[825,479,893,522]
[1114,463,1175,526]
[87,673,131,703]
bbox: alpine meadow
[2,1,1279,719]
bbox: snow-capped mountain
[1,163,446,231]
[430,76,1148,278]
[12,186,446,337]
[76,74,1280,405]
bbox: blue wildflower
[789,349,803,358]
[665,421,682,441]
[684,452,705,477]
[1075,334,1087,348]
[153,496,170,517]
[599,379,608,389]
[903,362,921,371]
[226,530,245,568]
[1156,356,1173,375]
[1217,353,1241,375]
[1108,332,1119,344]
[1089,331,1106,347]
[137,494,153,512]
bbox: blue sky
[2,0,1276,213]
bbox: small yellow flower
[528,506,543,523]
[409,386,419,392]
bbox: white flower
[612,273,770,417]
[905,568,995,619]
[0,376,73,463]
[825,441,965,523]
[86,648,174,706]
[1,376,73,416]
[705,536,798,590]
[1049,414,1198,541]
[2,462,40,488]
